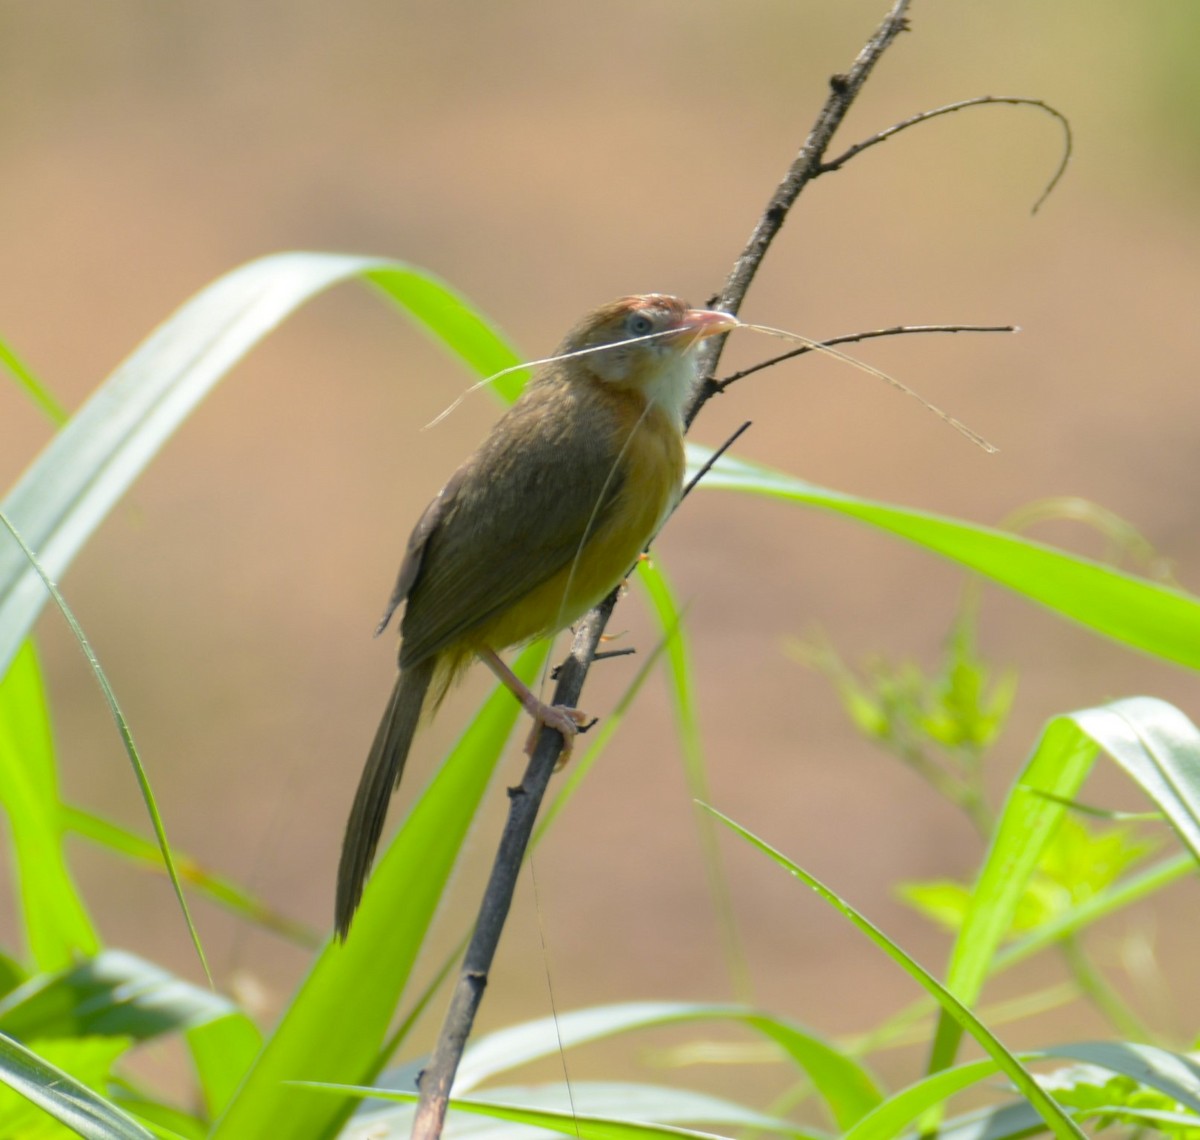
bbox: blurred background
[2,0,1199,1110]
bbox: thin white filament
[738,322,998,454]
[422,326,690,431]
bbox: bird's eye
[626,312,655,337]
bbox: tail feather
[335,657,435,939]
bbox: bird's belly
[470,414,683,650]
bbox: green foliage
[1,253,1199,1138]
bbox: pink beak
[670,307,739,349]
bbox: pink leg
[478,648,591,762]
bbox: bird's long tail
[335,656,435,939]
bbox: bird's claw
[524,704,593,765]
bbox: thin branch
[713,323,1016,391]
[679,420,753,503]
[410,604,612,1140]
[688,0,913,424]
[819,95,1072,214]
[411,4,917,1136]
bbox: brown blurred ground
[2,0,1200,1108]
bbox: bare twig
[688,0,913,424]
[680,420,753,503]
[818,95,1072,214]
[713,323,1016,392]
[411,602,613,1140]
[411,3,932,1136]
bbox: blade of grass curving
[186,1012,263,1123]
[928,714,1096,1075]
[1046,1042,1200,1114]
[62,805,318,947]
[841,1055,1044,1140]
[0,252,521,679]
[0,638,98,969]
[0,1031,157,1140]
[0,334,68,426]
[635,560,751,1002]
[688,447,1200,670]
[456,1002,882,1130]
[931,697,1200,1074]
[0,949,237,1042]
[0,509,209,983]
[703,805,1084,1140]
[1075,697,1200,863]
[297,1081,817,1140]
[211,643,545,1140]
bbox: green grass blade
[0,949,236,1042]
[0,334,68,426]
[688,447,1200,669]
[211,643,545,1140]
[704,805,1084,1140]
[457,1001,882,1130]
[0,639,98,970]
[842,1055,1038,1140]
[930,714,1097,1073]
[0,252,520,679]
[62,806,318,948]
[1073,697,1200,864]
[0,510,209,984]
[298,1081,815,1140]
[1046,1042,1200,1113]
[0,1031,156,1140]
[635,561,751,1002]
[185,1013,263,1123]
[933,697,1200,1074]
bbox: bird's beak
[671,308,740,349]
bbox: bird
[335,293,737,938]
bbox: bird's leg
[477,647,591,763]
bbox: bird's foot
[524,702,594,766]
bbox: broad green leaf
[339,1081,822,1140]
[704,805,1084,1140]
[211,643,545,1140]
[1073,697,1200,864]
[841,1055,1042,1140]
[186,1013,263,1122]
[1046,1042,1200,1114]
[0,251,521,679]
[929,714,1100,1073]
[0,639,97,968]
[457,1001,881,1130]
[689,448,1200,669]
[932,698,1200,1072]
[0,949,236,1042]
[0,1032,154,1140]
[303,1081,813,1140]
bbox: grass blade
[703,805,1084,1140]
[0,639,98,969]
[0,252,520,679]
[689,447,1200,670]
[0,1032,156,1140]
[210,644,545,1140]
[0,510,209,983]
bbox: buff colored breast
[466,391,684,653]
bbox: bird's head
[557,294,737,423]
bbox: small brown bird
[335,294,736,937]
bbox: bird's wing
[396,395,627,665]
